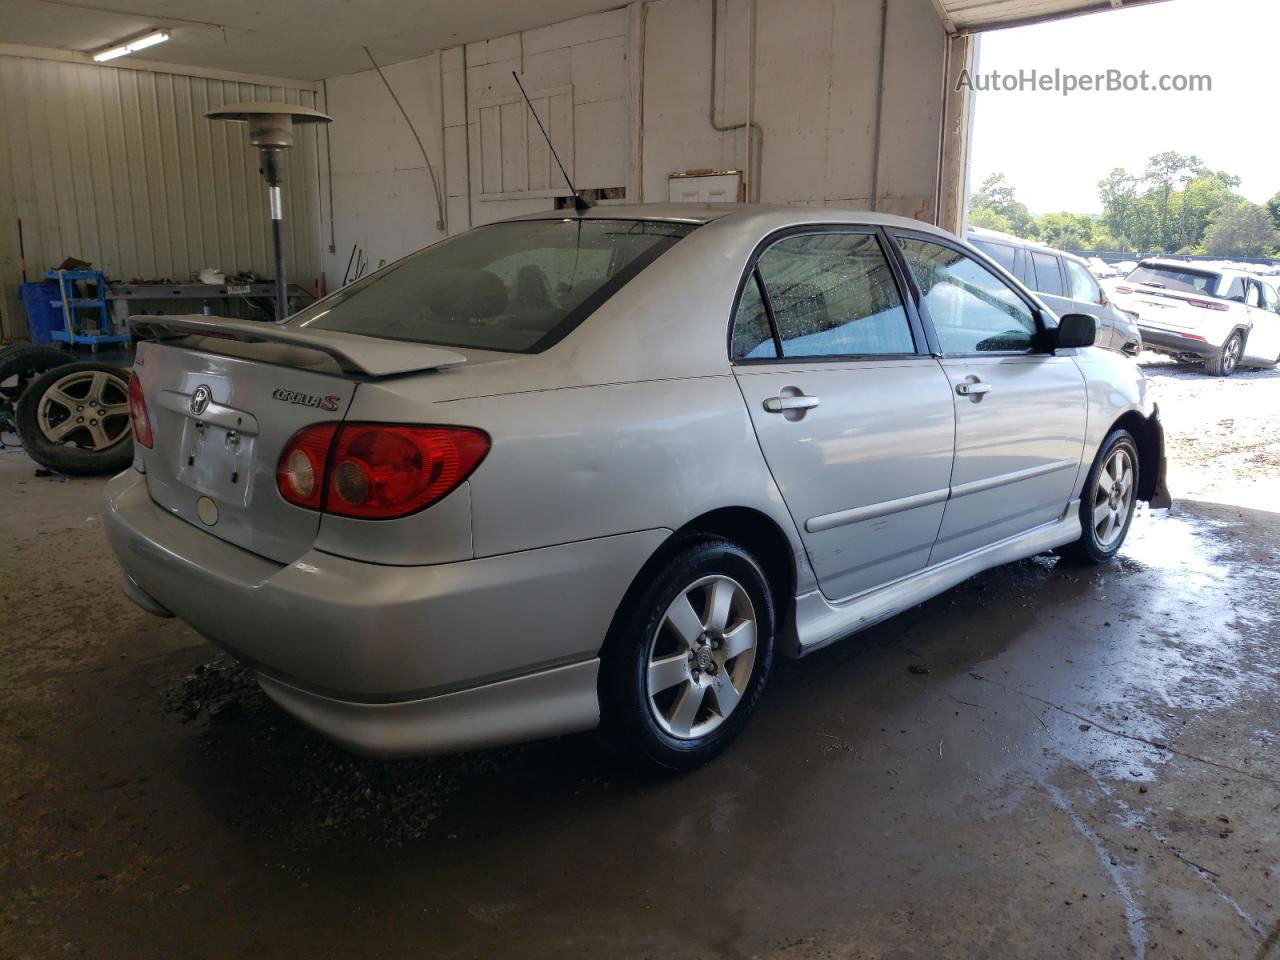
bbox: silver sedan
[105,204,1169,770]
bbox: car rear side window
[289,219,697,353]
[751,233,915,358]
[731,272,777,359]
[1220,276,1247,303]
[1064,259,1103,305]
[1030,252,1065,297]
[896,236,1038,355]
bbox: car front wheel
[1059,429,1139,565]
[599,537,775,772]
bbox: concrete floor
[3,367,1279,959]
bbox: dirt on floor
[1,358,1279,960]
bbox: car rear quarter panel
[343,373,813,591]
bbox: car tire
[1204,331,1242,377]
[15,362,133,475]
[1058,429,1140,566]
[599,536,775,772]
[0,343,72,414]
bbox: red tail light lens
[1115,285,1134,295]
[127,372,153,449]
[275,423,489,519]
[1187,297,1230,312]
[277,423,337,510]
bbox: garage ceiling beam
[934,0,1172,35]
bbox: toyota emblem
[190,384,213,417]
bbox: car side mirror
[1055,314,1096,349]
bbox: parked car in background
[1110,259,1280,376]
[967,227,1141,357]
[105,205,1169,771]
[1086,256,1122,279]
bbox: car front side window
[896,236,1039,355]
[1260,282,1280,315]
[753,233,915,358]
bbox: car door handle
[955,381,992,397]
[763,394,820,413]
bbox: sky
[968,0,1280,216]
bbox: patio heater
[206,102,332,320]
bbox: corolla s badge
[190,384,213,416]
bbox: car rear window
[1127,265,1221,297]
[290,218,697,353]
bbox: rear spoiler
[129,314,467,377]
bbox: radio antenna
[512,71,590,213]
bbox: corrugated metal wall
[0,54,322,338]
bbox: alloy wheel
[1222,335,1241,375]
[36,368,131,451]
[1092,445,1135,549]
[645,574,758,740]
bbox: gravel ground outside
[1139,354,1280,509]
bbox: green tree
[1175,170,1242,252]
[1099,154,1249,254]
[1202,204,1280,258]
[1098,168,1143,248]
[1037,212,1096,251]
[1143,152,1206,251]
[970,173,1038,237]
[1267,191,1280,232]
[968,206,1013,233]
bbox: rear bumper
[103,469,668,755]
[1137,324,1219,359]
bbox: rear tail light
[1178,332,1208,342]
[277,423,337,510]
[276,423,489,519]
[1187,297,1230,312]
[1115,285,1134,295]
[127,372,154,449]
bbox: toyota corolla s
[105,204,1169,771]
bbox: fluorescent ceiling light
[92,30,169,62]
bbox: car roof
[965,225,1091,266]
[1137,258,1241,277]
[501,202,953,236]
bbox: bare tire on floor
[0,344,72,419]
[15,362,133,475]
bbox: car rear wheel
[1058,429,1139,566]
[15,362,133,475]
[1205,331,1242,377]
[599,537,774,772]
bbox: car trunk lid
[130,316,470,564]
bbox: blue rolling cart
[47,268,132,349]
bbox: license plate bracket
[177,418,257,507]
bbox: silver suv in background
[968,227,1142,357]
